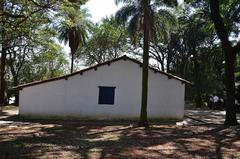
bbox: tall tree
[0,0,8,106]
[7,27,66,105]
[116,0,173,127]
[1,0,81,105]
[184,0,239,125]
[115,0,153,127]
[208,0,239,125]
[139,0,152,127]
[57,3,92,73]
[181,13,214,108]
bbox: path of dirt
[0,107,239,159]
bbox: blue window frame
[98,86,116,105]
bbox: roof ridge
[14,55,191,89]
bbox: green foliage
[173,11,225,104]
[140,5,227,106]
[77,17,128,65]
[1,0,80,103]
[20,44,68,83]
[185,0,239,125]
[183,0,240,47]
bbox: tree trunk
[0,47,7,106]
[193,55,202,108]
[166,57,170,73]
[160,61,164,72]
[138,0,150,127]
[0,0,7,107]
[70,52,74,73]
[224,48,238,125]
[209,0,238,125]
[13,76,19,106]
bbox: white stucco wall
[19,59,185,119]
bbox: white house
[15,55,191,119]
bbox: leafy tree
[168,11,226,108]
[6,9,57,105]
[19,43,68,83]
[78,17,128,65]
[1,0,81,105]
[144,6,226,109]
[149,9,177,71]
[0,0,87,106]
[7,26,68,104]
[184,0,239,125]
[181,14,212,108]
[209,0,239,125]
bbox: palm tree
[57,7,92,73]
[115,0,153,127]
[115,0,176,127]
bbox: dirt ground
[0,107,240,159]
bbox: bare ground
[0,107,239,159]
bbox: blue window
[98,86,116,105]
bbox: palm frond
[128,13,140,38]
[115,5,138,24]
[157,8,177,27]
[57,6,92,54]
[58,24,71,45]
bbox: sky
[83,0,121,23]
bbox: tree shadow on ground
[185,110,240,125]
[0,117,239,159]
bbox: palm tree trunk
[70,52,74,73]
[138,0,150,127]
